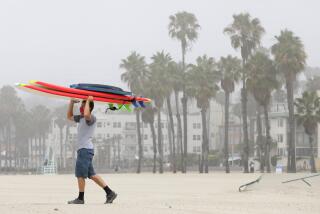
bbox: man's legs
[90,175,117,203]
[90,175,106,188]
[78,177,86,192]
[68,177,86,204]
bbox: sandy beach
[0,172,319,214]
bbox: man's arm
[84,96,93,121]
[67,99,78,121]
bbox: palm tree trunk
[286,76,296,172]
[135,110,143,173]
[241,59,249,173]
[65,125,70,168]
[181,42,188,173]
[174,90,183,172]
[263,104,271,173]
[256,107,264,172]
[201,107,209,173]
[224,92,230,173]
[166,96,176,173]
[149,122,157,173]
[14,134,17,170]
[308,134,317,173]
[182,92,188,173]
[0,129,2,171]
[59,128,63,170]
[157,109,163,173]
[4,125,8,171]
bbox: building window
[277,134,283,143]
[197,135,201,141]
[113,122,121,128]
[197,146,201,152]
[278,119,284,127]
[193,135,196,140]
[193,123,201,129]
[193,146,197,153]
[144,135,148,140]
[97,122,102,128]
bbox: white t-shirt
[74,115,96,150]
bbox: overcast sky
[1,0,319,93]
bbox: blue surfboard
[74,83,124,91]
[70,84,132,96]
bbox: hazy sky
[1,0,319,92]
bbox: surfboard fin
[138,101,146,108]
[132,100,139,108]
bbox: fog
[1,0,319,91]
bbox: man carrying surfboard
[67,96,117,204]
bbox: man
[67,96,117,204]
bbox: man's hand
[68,99,78,121]
[70,98,80,104]
[87,96,94,102]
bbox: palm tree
[53,105,68,170]
[246,51,278,173]
[148,51,173,173]
[218,55,241,173]
[141,104,157,173]
[224,13,265,173]
[31,105,51,169]
[168,61,184,171]
[120,51,149,173]
[169,11,200,173]
[271,30,307,172]
[0,86,25,171]
[187,55,220,173]
[295,91,319,173]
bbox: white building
[252,102,319,170]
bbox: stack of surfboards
[16,80,151,111]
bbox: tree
[271,30,307,172]
[246,51,278,173]
[141,104,157,173]
[0,86,25,171]
[224,13,265,173]
[187,55,220,173]
[53,105,68,170]
[148,51,173,173]
[12,106,33,171]
[295,91,319,173]
[169,11,200,173]
[168,61,184,171]
[218,55,241,173]
[120,51,149,173]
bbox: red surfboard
[17,83,131,105]
[30,80,151,103]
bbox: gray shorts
[75,148,96,178]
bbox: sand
[0,172,319,214]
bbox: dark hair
[82,100,94,112]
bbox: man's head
[80,100,94,115]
